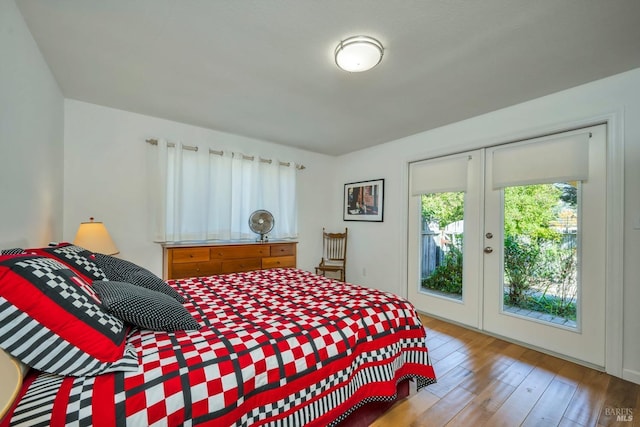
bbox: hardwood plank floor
[371,315,639,427]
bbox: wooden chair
[315,228,348,282]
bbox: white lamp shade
[335,36,384,72]
[73,220,119,255]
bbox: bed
[0,244,436,426]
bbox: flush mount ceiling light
[334,35,384,72]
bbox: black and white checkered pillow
[91,254,186,303]
[1,248,25,255]
[92,281,200,332]
[30,243,107,282]
[0,255,138,376]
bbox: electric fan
[248,210,274,242]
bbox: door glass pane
[420,192,465,300]
[502,182,579,328]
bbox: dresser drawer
[221,258,262,273]
[269,244,296,257]
[171,247,210,263]
[211,245,270,259]
[164,242,297,279]
[170,261,222,279]
[262,255,296,269]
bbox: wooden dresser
[163,241,297,280]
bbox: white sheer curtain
[147,139,298,242]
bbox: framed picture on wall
[343,179,384,222]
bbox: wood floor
[372,314,639,427]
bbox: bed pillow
[90,253,186,303]
[0,254,139,376]
[92,281,200,332]
[0,248,24,255]
[27,243,107,283]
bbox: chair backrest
[322,228,348,263]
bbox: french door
[407,151,484,328]
[408,124,607,367]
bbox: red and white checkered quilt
[4,268,436,427]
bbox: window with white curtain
[147,139,298,242]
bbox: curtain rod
[146,139,305,170]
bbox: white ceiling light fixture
[335,35,384,73]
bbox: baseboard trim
[623,368,640,385]
[419,310,606,372]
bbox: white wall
[0,0,64,248]
[63,100,336,276]
[334,68,640,383]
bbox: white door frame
[403,112,624,377]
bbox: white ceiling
[17,0,640,156]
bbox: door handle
[484,247,493,254]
